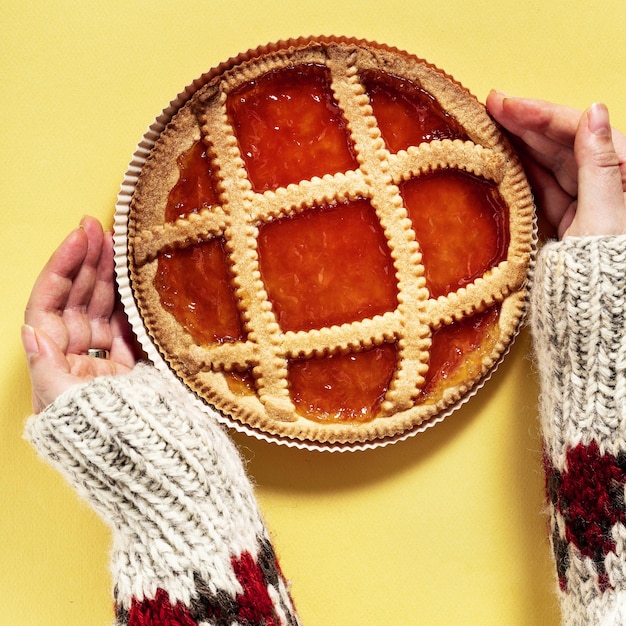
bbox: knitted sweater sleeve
[24,362,300,626]
[531,236,626,625]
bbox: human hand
[486,91,626,239]
[22,216,140,413]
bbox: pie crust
[121,36,535,447]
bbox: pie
[121,36,535,447]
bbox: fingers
[487,91,582,144]
[486,91,580,196]
[24,216,116,356]
[62,217,108,353]
[21,325,73,413]
[87,227,117,351]
[23,218,138,412]
[568,103,626,237]
[110,298,144,369]
[22,319,130,413]
[487,91,626,238]
[515,155,576,236]
[24,222,90,350]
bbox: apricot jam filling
[225,368,256,396]
[361,70,468,151]
[226,64,358,192]
[165,140,220,221]
[288,343,398,423]
[401,169,509,298]
[286,306,498,423]
[257,198,398,332]
[420,306,500,401]
[156,237,244,346]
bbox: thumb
[569,102,626,237]
[21,324,73,413]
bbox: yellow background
[2,1,626,624]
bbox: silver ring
[87,349,110,359]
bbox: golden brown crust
[126,37,535,445]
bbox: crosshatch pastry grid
[120,37,535,448]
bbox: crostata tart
[117,36,535,447]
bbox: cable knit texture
[25,363,300,626]
[531,236,626,625]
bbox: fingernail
[588,102,611,137]
[488,89,509,104]
[21,324,39,357]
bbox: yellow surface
[2,1,626,624]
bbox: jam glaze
[151,51,517,426]
[420,306,500,402]
[257,198,398,332]
[227,64,359,192]
[401,168,510,299]
[362,70,468,151]
[289,343,398,423]
[156,238,244,346]
[164,140,221,221]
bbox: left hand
[22,216,140,413]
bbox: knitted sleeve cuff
[23,363,287,616]
[531,235,626,622]
[530,235,626,464]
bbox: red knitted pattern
[127,589,195,626]
[544,441,626,592]
[233,550,279,625]
[116,542,293,625]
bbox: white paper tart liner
[113,45,536,453]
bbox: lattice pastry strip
[125,37,535,446]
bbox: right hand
[486,92,626,239]
[22,216,141,413]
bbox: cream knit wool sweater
[25,363,300,626]
[531,236,626,625]
[24,235,626,625]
